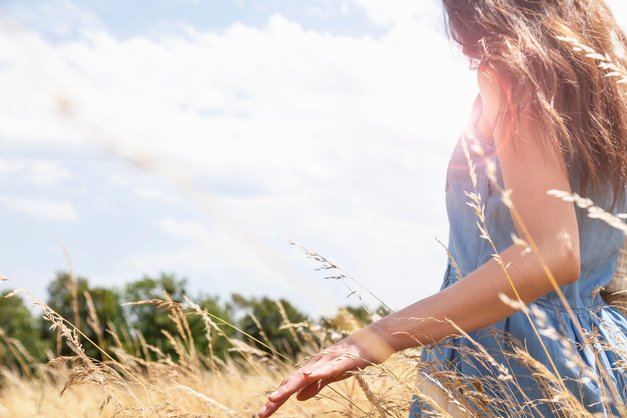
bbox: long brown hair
[443,0,627,207]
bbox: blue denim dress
[408,98,627,417]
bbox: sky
[0,1,625,318]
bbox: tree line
[0,271,387,370]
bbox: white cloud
[0,158,71,187]
[108,173,180,203]
[0,13,475,166]
[346,0,440,27]
[134,187,179,203]
[158,218,210,242]
[0,194,78,222]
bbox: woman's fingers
[295,380,326,402]
[267,369,319,403]
[259,365,347,417]
[264,355,324,402]
[267,355,363,403]
[258,341,372,417]
[295,371,352,401]
[258,395,288,418]
[307,355,362,380]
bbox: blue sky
[0,0,625,317]
[1,0,389,39]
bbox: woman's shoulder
[475,64,507,138]
[475,63,559,156]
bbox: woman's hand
[257,325,396,418]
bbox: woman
[258,1,627,417]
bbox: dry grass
[0,287,425,417]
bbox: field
[0,240,625,418]
[0,281,422,417]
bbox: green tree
[124,274,236,361]
[123,273,189,359]
[45,271,126,358]
[235,295,308,358]
[0,291,48,371]
[343,305,372,326]
[187,294,236,360]
[85,286,127,350]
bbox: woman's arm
[371,67,581,352]
[257,68,580,418]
